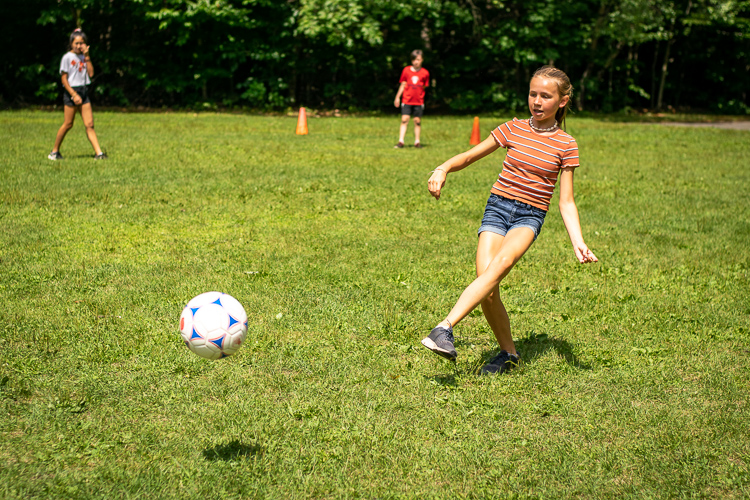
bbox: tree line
[4,0,749,113]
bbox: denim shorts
[478,193,547,240]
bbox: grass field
[1,110,749,499]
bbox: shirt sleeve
[422,70,430,87]
[59,53,70,75]
[399,68,408,84]
[561,139,580,169]
[491,121,511,148]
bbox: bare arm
[83,44,94,78]
[393,82,406,107]
[558,168,598,263]
[427,135,500,200]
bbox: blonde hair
[532,66,573,130]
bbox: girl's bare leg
[80,103,103,155]
[475,231,516,353]
[438,228,536,338]
[52,105,77,152]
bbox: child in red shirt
[393,50,429,149]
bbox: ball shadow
[202,439,264,462]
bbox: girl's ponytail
[532,66,573,130]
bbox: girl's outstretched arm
[428,135,499,200]
[558,167,598,263]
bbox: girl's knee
[482,290,499,305]
[489,255,514,274]
[85,122,95,130]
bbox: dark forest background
[5,0,749,113]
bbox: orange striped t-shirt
[490,118,580,211]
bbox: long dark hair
[69,28,88,47]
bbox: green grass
[1,110,749,499]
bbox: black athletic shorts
[400,104,424,118]
[63,85,91,107]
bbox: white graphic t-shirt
[59,52,90,87]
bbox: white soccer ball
[179,291,248,360]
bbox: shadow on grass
[425,331,592,379]
[202,440,264,461]
[511,331,592,370]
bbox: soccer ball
[179,292,248,360]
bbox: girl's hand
[428,168,447,199]
[573,243,598,264]
[72,93,82,105]
[83,44,90,57]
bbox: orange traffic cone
[296,107,308,135]
[470,116,481,145]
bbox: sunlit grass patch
[0,111,748,498]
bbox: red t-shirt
[399,66,429,105]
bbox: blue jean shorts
[478,193,547,240]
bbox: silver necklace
[529,117,558,132]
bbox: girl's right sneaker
[421,326,457,361]
[48,151,63,160]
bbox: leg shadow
[202,439,264,461]
[513,331,592,370]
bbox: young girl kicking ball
[421,66,598,374]
[48,29,107,161]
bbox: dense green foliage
[1,112,749,497]
[4,0,750,112]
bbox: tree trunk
[577,0,610,111]
[656,39,673,111]
[650,41,659,109]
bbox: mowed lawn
[1,110,748,499]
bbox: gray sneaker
[421,326,457,361]
[479,350,521,375]
[48,151,63,160]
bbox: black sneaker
[48,151,63,160]
[394,142,405,149]
[414,143,423,149]
[479,350,521,375]
[421,326,457,361]
[94,152,109,160]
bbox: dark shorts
[63,85,91,107]
[400,104,424,118]
[478,193,547,240]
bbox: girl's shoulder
[495,117,527,132]
[61,51,78,62]
[498,118,578,145]
[554,129,577,144]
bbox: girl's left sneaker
[48,151,63,160]
[479,350,521,375]
[94,152,109,160]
